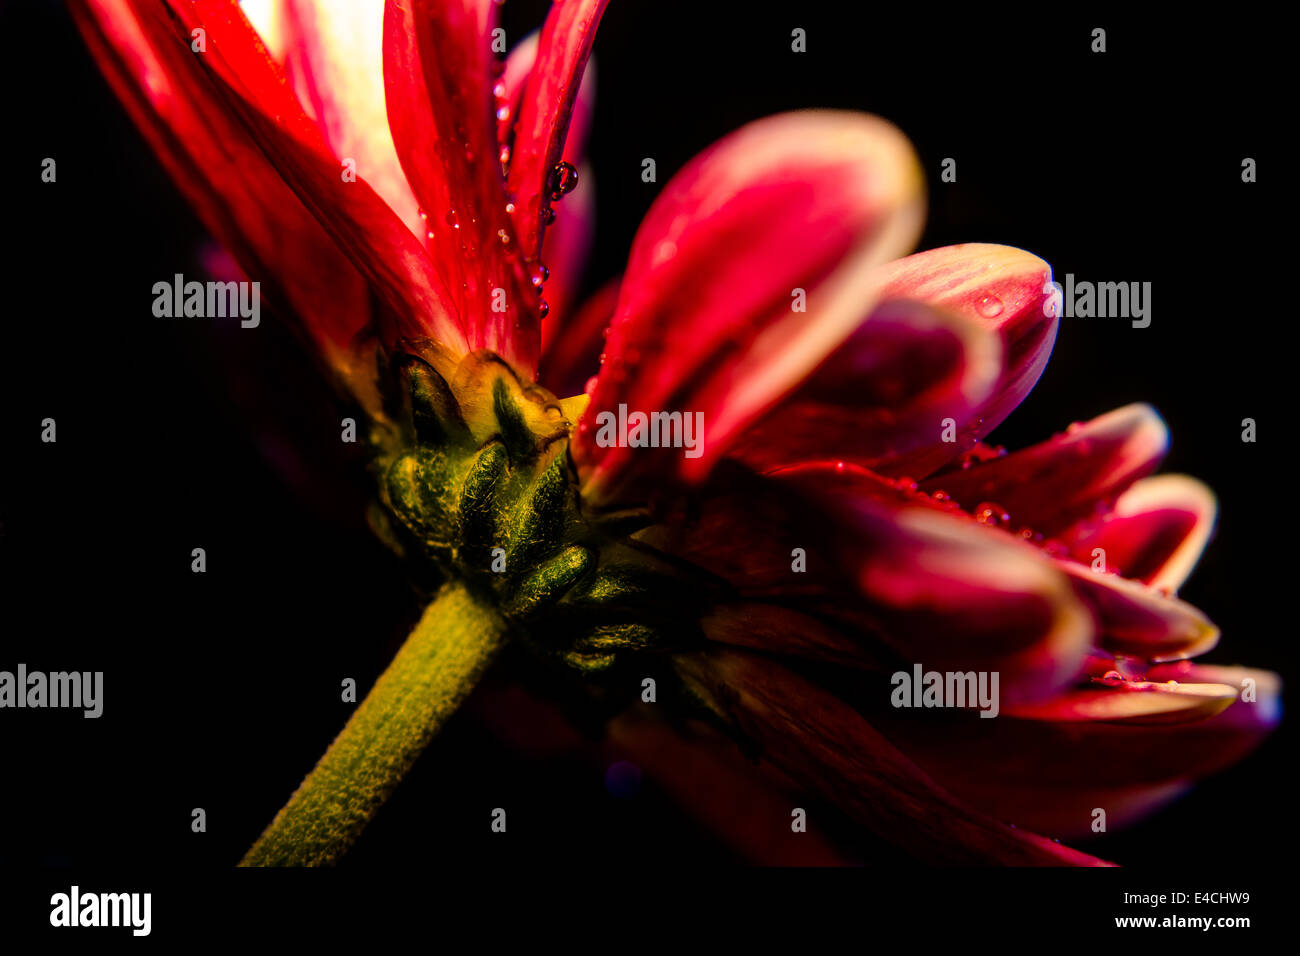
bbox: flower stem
[239,579,508,866]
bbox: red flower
[72,0,1279,866]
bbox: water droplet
[547,161,579,200]
[505,201,516,215]
[1097,670,1126,687]
[444,209,460,230]
[543,206,557,226]
[834,461,846,472]
[496,105,511,123]
[497,228,512,246]
[492,81,506,100]
[499,145,511,166]
[895,476,918,492]
[931,490,950,502]
[538,299,549,319]
[584,376,599,395]
[974,501,1010,527]
[977,295,1004,318]
[530,263,549,288]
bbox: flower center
[372,346,705,675]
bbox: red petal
[574,111,925,507]
[1002,679,1237,723]
[676,649,1112,865]
[811,479,1095,703]
[538,161,596,338]
[539,276,618,399]
[607,710,858,865]
[866,243,1061,477]
[382,0,532,369]
[921,403,1169,537]
[277,0,426,242]
[728,298,1002,475]
[874,663,1279,838]
[1058,560,1218,661]
[72,0,465,385]
[646,463,1094,702]
[1059,475,1216,593]
[505,0,608,263]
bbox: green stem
[240,579,508,866]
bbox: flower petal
[1002,679,1238,723]
[1058,475,1216,593]
[644,463,1094,702]
[277,0,426,243]
[921,404,1170,537]
[71,0,465,385]
[505,0,608,263]
[607,710,857,865]
[728,298,1002,475]
[1058,560,1218,661]
[676,648,1113,865]
[574,110,926,507]
[383,0,532,369]
[865,243,1061,478]
[873,663,1279,838]
[540,275,617,399]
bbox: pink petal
[382,0,532,369]
[505,0,608,263]
[71,0,465,387]
[646,463,1095,703]
[538,161,596,339]
[1058,560,1218,661]
[819,485,1095,703]
[607,710,857,865]
[865,243,1062,478]
[728,298,1002,475]
[1145,662,1282,731]
[921,403,1170,537]
[676,648,1113,865]
[1058,475,1216,593]
[874,663,1279,837]
[574,111,926,507]
[1002,679,1238,723]
[539,276,618,399]
[277,0,426,243]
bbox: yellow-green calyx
[371,344,704,675]
[241,345,708,866]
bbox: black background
[0,0,1290,888]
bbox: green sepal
[399,354,471,450]
[456,441,509,569]
[505,545,593,619]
